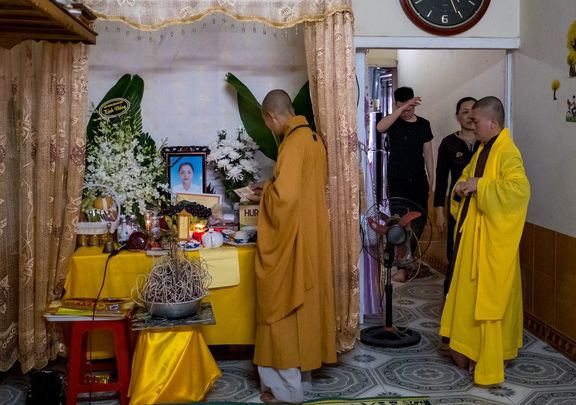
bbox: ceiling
[0,0,97,49]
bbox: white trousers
[258,366,312,404]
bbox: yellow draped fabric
[440,128,530,385]
[128,327,221,404]
[81,0,353,31]
[65,246,239,292]
[64,246,256,347]
[253,116,337,372]
[199,247,240,288]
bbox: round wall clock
[399,0,491,36]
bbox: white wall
[88,18,307,146]
[88,15,308,192]
[367,49,397,67]
[353,0,519,38]
[514,0,576,236]
[396,49,506,185]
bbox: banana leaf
[225,72,278,161]
[86,74,144,145]
[292,81,315,132]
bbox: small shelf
[0,0,97,49]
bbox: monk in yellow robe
[251,89,337,403]
[440,96,530,386]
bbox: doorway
[359,48,508,278]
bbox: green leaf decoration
[225,72,278,161]
[292,81,315,132]
[86,73,145,145]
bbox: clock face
[399,0,491,36]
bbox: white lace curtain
[80,0,353,30]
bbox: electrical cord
[86,245,125,403]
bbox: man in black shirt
[377,87,434,282]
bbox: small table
[64,246,256,346]
[128,304,221,404]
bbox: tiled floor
[2,269,576,404]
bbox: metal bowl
[143,297,203,319]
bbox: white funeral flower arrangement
[207,127,260,202]
[84,116,168,217]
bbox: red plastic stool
[66,318,131,405]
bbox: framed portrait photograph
[162,146,209,194]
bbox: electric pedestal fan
[360,196,431,348]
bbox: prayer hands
[454,178,479,197]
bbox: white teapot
[202,228,224,249]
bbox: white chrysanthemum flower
[219,146,234,156]
[228,150,241,161]
[229,140,244,151]
[217,158,231,169]
[208,127,262,201]
[226,165,244,181]
[239,159,258,173]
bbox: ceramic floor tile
[3,268,576,405]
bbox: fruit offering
[160,201,212,234]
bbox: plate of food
[178,240,202,251]
[223,230,256,246]
[225,240,256,247]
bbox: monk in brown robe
[251,89,337,403]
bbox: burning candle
[192,223,207,242]
[144,210,153,232]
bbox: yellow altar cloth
[128,327,221,404]
[64,246,256,345]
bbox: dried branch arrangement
[134,248,212,304]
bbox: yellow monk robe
[440,128,530,385]
[253,115,337,371]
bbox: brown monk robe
[253,89,337,403]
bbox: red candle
[192,223,206,242]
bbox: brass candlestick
[102,222,115,254]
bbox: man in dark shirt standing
[376,87,434,282]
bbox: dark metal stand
[360,237,421,348]
[360,131,421,349]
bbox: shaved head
[473,96,505,128]
[261,89,294,116]
[261,89,295,138]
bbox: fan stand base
[360,325,421,348]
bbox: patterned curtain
[0,42,87,372]
[304,11,360,352]
[80,0,353,30]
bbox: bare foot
[450,349,470,369]
[438,343,451,357]
[468,360,476,375]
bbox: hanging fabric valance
[79,0,353,31]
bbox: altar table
[64,246,256,346]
